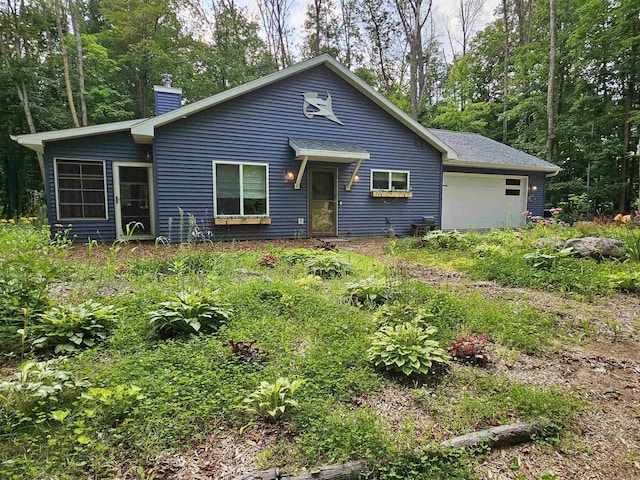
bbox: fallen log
[232,461,367,480]
[232,421,553,480]
[439,421,553,450]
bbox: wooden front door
[113,163,154,239]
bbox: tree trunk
[546,0,557,164]
[233,462,367,480]
[15,82,45,181]
[69,0,87,126]
[314,0,321,56]
[501,0,509,143]
[54,0,80,128]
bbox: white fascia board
[444,159,561,174]
[153,85,182,94]
[11,119,143,153]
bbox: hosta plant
[367,322,450,377]
[305,255,353,279]
[149,290,232,338]
[31,301,119,354]
[0,360,88,425]
[523,248,574,269]
[243,377,304,421]
[345,277,401,307]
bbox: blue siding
[45,132,148,242]
[442,166,546,217]
[154,65,443,241]
[155,90,182,115]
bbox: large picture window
[371,169,410,192]
[214,162,268,216]
[55,159,107,219]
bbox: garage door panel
[442,173,526,230]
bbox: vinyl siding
[442,166,546,217]
[45,132,148,242]
[154,65,443,241]
[155,91,182,116]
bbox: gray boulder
[565,237,625,259]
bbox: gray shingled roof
[289,138,369,156]
[428,128,560,173]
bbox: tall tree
[256,0,293,69]
[394,0,433,119]
[458,0,485,56]
[546,0,556,163]
[69,0,88,126]
[53,0,80,127]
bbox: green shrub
[149,290,232,338]
[608,271,640,292]
[31,301,119,354]
[305,255,353,279]
[416,230,468,250]
[472,243,505,257]
[0,222,64,323]
[0,360,87,427]
[345,277,400,307]
[243,377,304,421]
[621,229,640,262]
[367,322,449,377]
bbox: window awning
[288,138,369,190]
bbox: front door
[113,163,154,239]
[309,168,338,237]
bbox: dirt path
[404,262,640,480]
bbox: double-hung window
[371,169,410,192]
[214,162,269,216]
[55,159,107,220]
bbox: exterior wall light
[285,171,295,182]
[353,174,360,183]
[528,184,538,202]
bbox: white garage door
[442,173,527,230]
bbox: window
[55,159,107,219]
[370,170,410,192]
[214,162,268,216]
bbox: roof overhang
[10,120,143,154]
[289,138,370,163]
[443,159,561,176]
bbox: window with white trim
[370,170,410,192]
[214,162,268,216]
[55,159,107,219]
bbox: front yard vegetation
[3,217,639,479]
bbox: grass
[398,224,640,296]
[0,222,589,479]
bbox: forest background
[1,0,639,220]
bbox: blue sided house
[12,55,559,242]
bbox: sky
[233,0,501,61]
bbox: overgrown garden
[3,217,640,478]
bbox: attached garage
[441,172,527,230]
[428,128,561,231]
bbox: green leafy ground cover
[0,220,589,479]
[399,224,640,297]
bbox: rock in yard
[535,238,566,249]
[565,237,625,259]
